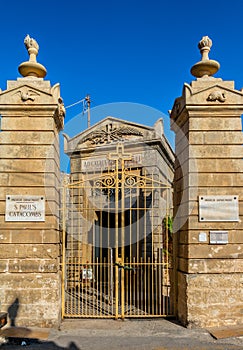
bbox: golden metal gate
[62,144,174,319]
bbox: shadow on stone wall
[1,338,80,349]
[2,298,80,349]
[7,297,20,327]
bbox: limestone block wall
[171,78,243,327]
[171,78,243,328]
[0,78,64,327]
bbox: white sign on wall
[199,195,239,222]
[5,195,45,222]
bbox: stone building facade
[0,34,242,328]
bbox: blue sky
[1,0,243,163]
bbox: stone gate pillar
[170,36,243,328]
[0,36,64,327]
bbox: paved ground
[0,319,243,349]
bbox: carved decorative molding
[13,89,40,102]
[207,91,226,103]
[82,123,143,145]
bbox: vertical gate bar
[100,257,103,317]
[99,178,102,318]
[162,186,166,315]
[92,223,96,316]
[61,185,66,318]
[144,176,147,315]
[110,167,114,316]
[108,181,110,315]
[136,183,139,316]
[148,256,151,314]
[154,250,160,315]
[133,256,136,313]
[165,187,168,315]
[96,257,99,316]
[166,187,170,315]
[126,256,129,315]
[158,184,162,315]
[151,174,154,315]
[139,256,142,315]
[157,181,160,315]
[172,184,177,317]
[73,187,76,316]
[70,187,74,315]
[120,159,125,319]
[110,248,113,314]
[104,257,107,315]
[115,158,119,319]
[78,185,81,316]
[129,185,132,316]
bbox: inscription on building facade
[199,195,239,222]
[5,195,45,222]
[81,153,144,171]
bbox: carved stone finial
[24,35,39,59]
[198,36,212,60]
[190,35,220,78]
[18,35,47,78]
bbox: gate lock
[114,262,135,271]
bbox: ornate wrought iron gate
[62,144,174,318]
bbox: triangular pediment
[0,84,54,105]
[184,81,243,104]
[64,116,163,153]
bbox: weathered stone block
[0,243,59,259]
[189,117,242,131]
[189,145,243,158]
[0,159,57,173]
[188,158,243,173]
[177,271,243,327]
[189,131,243,144]
[0,131,56,145]
[7,259,59,273]
[186,258,243,273]
[0,186,59,202]
[1,116,55,131]
[0,212,59,230]
[187,216,242,231]
[0,145,56,159]
[10,230,44,244]
[0,272,61,327]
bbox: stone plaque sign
[199,195,239,222]
[5,195,45,222]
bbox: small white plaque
[199,232,207,242]
[82,268,93,280]
[199,195,239,222]
[210,231,228,244]
[5,195,45,222]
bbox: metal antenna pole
[85,95,91,128]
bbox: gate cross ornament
[108,143,132,166]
